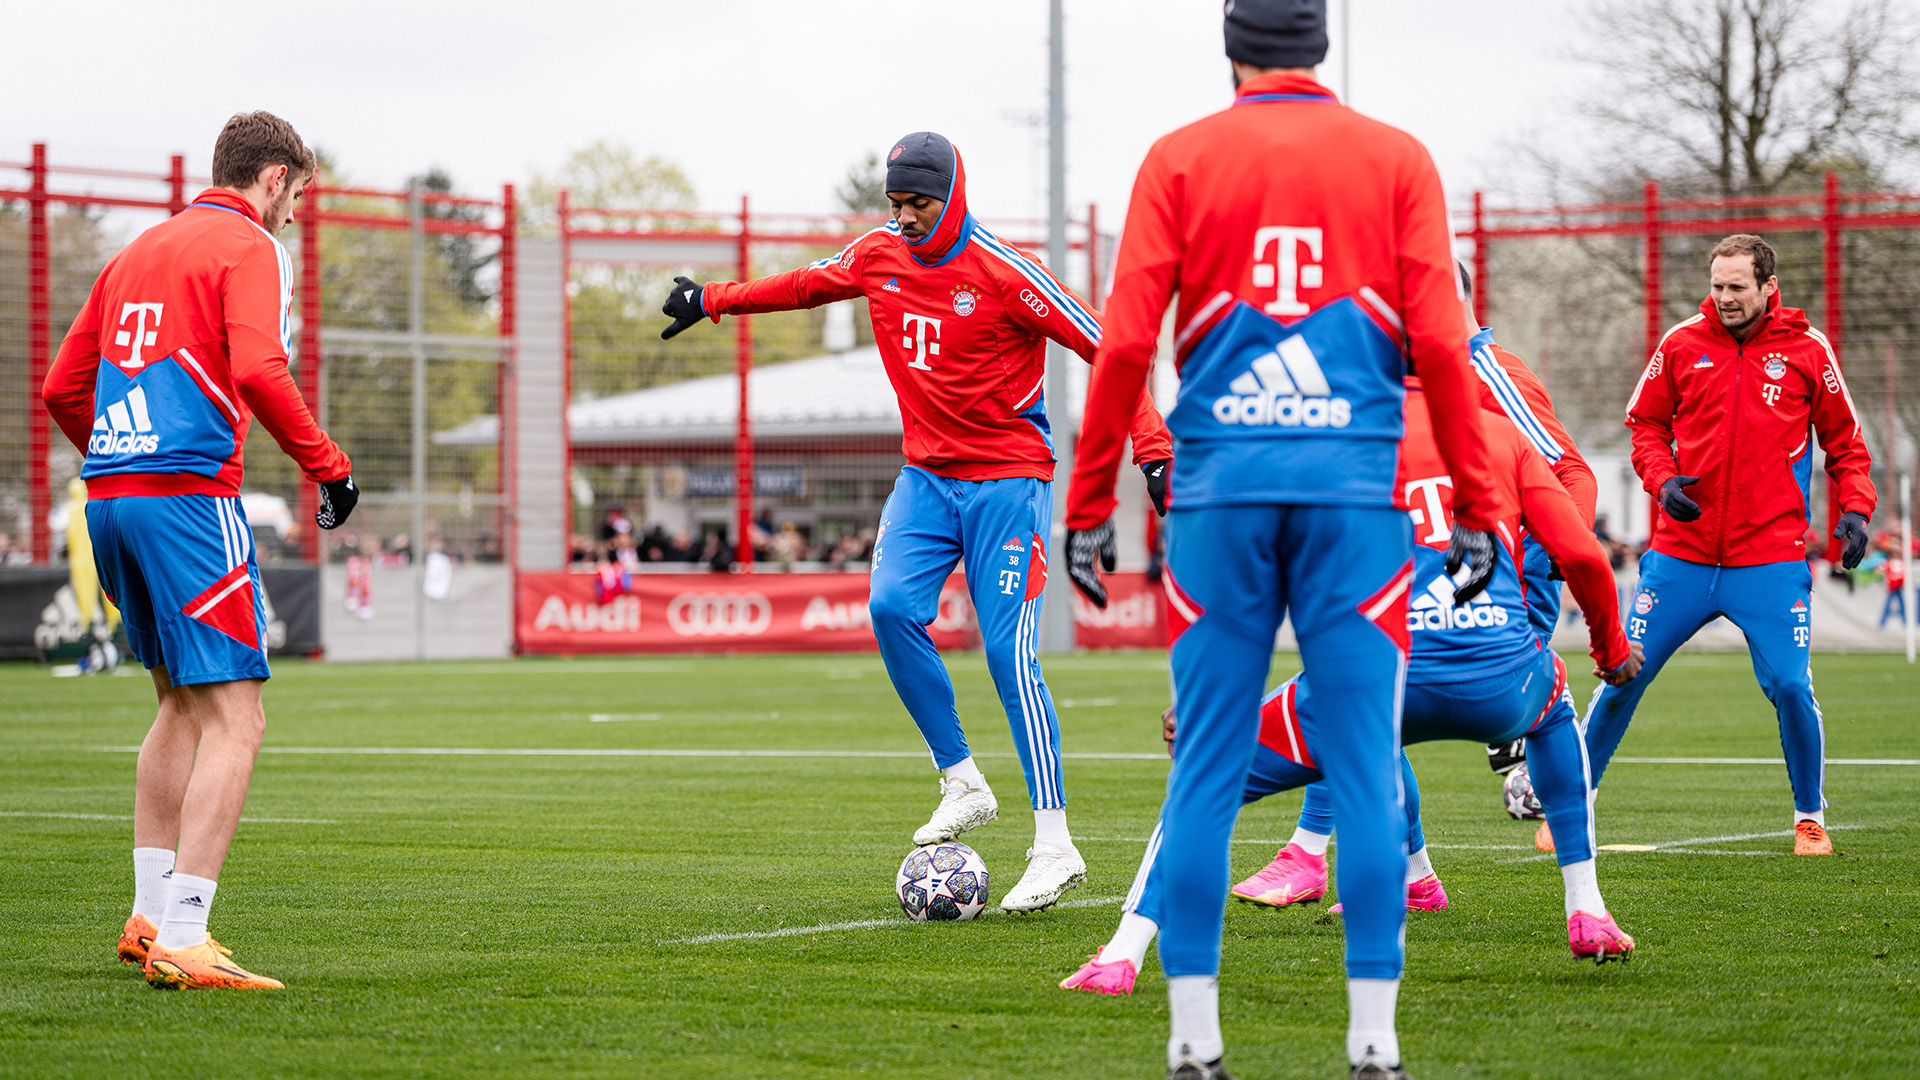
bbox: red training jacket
[1067,71,1511,531]
[43,189,349,497]
[1627,290,1875,566]
[700,147,1170,483]
[1473,336,1597,524]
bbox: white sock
[1167,975,1224,1066]
[1104,911,1159,970]
[1288,827,1331,857]
[155,872,217,950]
[1346,977,1401,1066]
[1034,808,1073,850]
[1404,845,1434,884]
[132,847,175,922]
[1796,809,1825,827]
[1562,858,1606,917]
[943,756,986,789]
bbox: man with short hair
[659,131,1173,912]
[44,110,358,989]
[1063,2,1512,1075]
[1583,233,1875,855]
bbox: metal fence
[1,144,514,579]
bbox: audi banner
[515,572,981,655]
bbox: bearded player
[42,111,359,989]
[658,132,1173,912]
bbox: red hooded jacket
[699,147,1170,482]
[1628,290,1874,566]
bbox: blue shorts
[87,495,271,686]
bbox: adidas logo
[1211,334,1351,428]
[883,276,902,292]
[89,385,160,456]
[179,895,206,908]
[1407,574,1509,632]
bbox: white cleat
[999,842,1087,913]
[912,777,998,846]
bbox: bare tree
[1577,0,1920,197]
[834,151,890,216]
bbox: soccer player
[1061,3,1513,1075]
[42,112,359,989]
[1062,379,1643,991]
[1583,234,1875,856]
[659,132,1172,912]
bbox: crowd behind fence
[4,145,1915,607]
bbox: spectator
[670,529,697,562]
[1878,541,1908,629]
[569,533,598,566]
[599,506,634,547]
[702,531,734,572]
[771,521,806,570]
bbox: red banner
[515,571,1169,654]
[515,572,979,655]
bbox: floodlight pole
[1042,0,1075,653]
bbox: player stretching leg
[1583,235,1875,856]
[1064,378,1644,1006]
[1064,4,1513,1075]
[660,132,1172,912]
[42,112,358,989]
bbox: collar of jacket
[902,145,973,267]
[189,188,264,224]
[1694,287,1808,346]
[1233,71,1342,105]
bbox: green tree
[836,151,891,215]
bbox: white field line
[0,811,337,824]
[1507,825,1865,863]
[588,714,664,723]
[1614,757,1919,765]
[670,894,1124,945]
[99,747,1168,760]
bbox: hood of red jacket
[190,188,265,224]
[1232,71,1342,104]
[902,145,974,267]
[1696,286,1809,342]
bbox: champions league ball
[896,842,990,921]
[1504,761,1545,820]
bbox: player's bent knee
[865,587,927,633]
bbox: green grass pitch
[1,649,1916,1078]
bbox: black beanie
[885,132,955,201]
[1223,0,1328,69]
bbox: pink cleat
[1058,946,1137,996]
[1567,911,1635,963]
[1330,873,1450,914]
[1230,843,1327,908]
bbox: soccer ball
[1503,761,1545,820]
[896,841,990,921]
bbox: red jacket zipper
[1718,341,1744,567]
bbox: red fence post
[498,183,517,571]
[1642,180,1662,362]
[559,189,574,566]
[298,183,323,563]
[167,155,186,216]
[27,143,50,564]
[735,194,755,571]
[1086,203,1101,312]
[1823,171,1843,361]
[1471,190,1489,328]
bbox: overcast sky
[4,0,1592,224]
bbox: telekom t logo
[114,302,164,369]
[1760,384,1784,406]
[901,312,942,371]
[1403,476,1454,544]
[1251,227,1323,317]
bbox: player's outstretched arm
[1808,342,1876,568]
[1479,345,1598,522]
[675,237,872,337]
[1516,447,1633,679]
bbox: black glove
[1487,739,1526,775]
[1833,510,1871,570]
[1659,475,1702,522]
[1547,556,1564,582]
[1140,459,1171,517]
[1066,520,1117,609]
[1444,526,1497,604]
[316,475,358,530]
[661,275,705,340]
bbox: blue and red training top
[43,188,350,498]
[697,144,1171,483]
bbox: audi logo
[666,593,773,637]
[1019,288,1050,318]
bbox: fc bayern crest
[1634,591,1654,615]
[952,290,977,316]
[1764,355,1787,379]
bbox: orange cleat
[1794,820,1833,855]
[143,939,282,990]
[1535,820,1556,853]
[118,914,230,967]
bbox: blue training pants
[868,466,1064,810]
[1583,552,1825,813]
[1151,504,1411,981]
